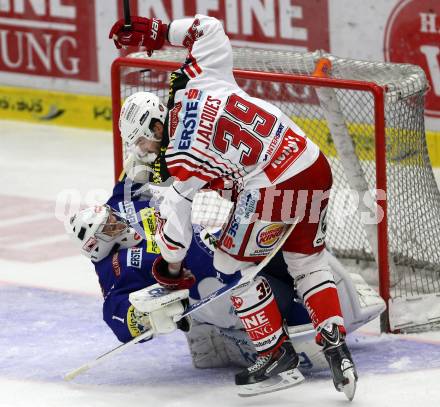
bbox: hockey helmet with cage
[68,205,141,262]
[119,91,167,146]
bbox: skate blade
[340,368,357,401]
[237,368,305,397]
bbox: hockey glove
[152,256,196,290]
[109,16,168,56]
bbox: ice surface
[1,121,440,406]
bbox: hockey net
[111,48,440,333]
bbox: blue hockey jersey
[96,179,310,343]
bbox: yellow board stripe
[1,85,439,166]
[295,116,440,168]
[426,131,440,168]
[0,85,112,130]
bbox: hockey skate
[320,324,358,401]
[235,340,304,397]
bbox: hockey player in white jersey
[110,14,357,399]
[67,192,384,389]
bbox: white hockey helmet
[119,91,167,146]
[68,205,141,262]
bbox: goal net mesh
[115,48,440,304]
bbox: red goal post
[110,48,440,333]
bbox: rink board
[1,85,440,167]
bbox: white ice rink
[1,120,440,407]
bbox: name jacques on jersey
[176,89,221,150]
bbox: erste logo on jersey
[118,201,138,226]
[127,247,142,268]
[256,224,285,248]
[117,201,145,241]
[384,0,440,117]
[176,89,203,150]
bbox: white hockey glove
[123,151,150,183]
[129,284,189,335]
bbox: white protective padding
[129,284,189,335]
[185,321,329,371]
[213,249,253,274]
[389,293,440,332]
[185,321,241,368]
[327,251,386,333]
[129,284,189,312]
[185,250,385,371]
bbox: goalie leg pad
[185,321,257,369]
[231,276,288,355]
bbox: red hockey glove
[152,256,196,290]
[109,16,168,56]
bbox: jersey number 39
[213,94,276,166]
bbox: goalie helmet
[119,91,167,146]
[68,205,141,262]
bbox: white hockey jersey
[156,15,320,263]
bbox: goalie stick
[64,221,298,381]
[176,222,298,320]
[64,329,154,381]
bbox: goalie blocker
[129,285,190,335]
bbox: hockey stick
[64,329,153,381]
[64,221,297,381]
[176,221,298,320]
[123,0,132,28]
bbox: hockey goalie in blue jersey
[68,177,385,393]
[68,178,310,345]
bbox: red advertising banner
[0,0,98,81]
[117,1,329,105]
[384,0,440,118]
[118,0,330,51]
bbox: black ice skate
[235,340,304,397]
[320,324,358,401]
